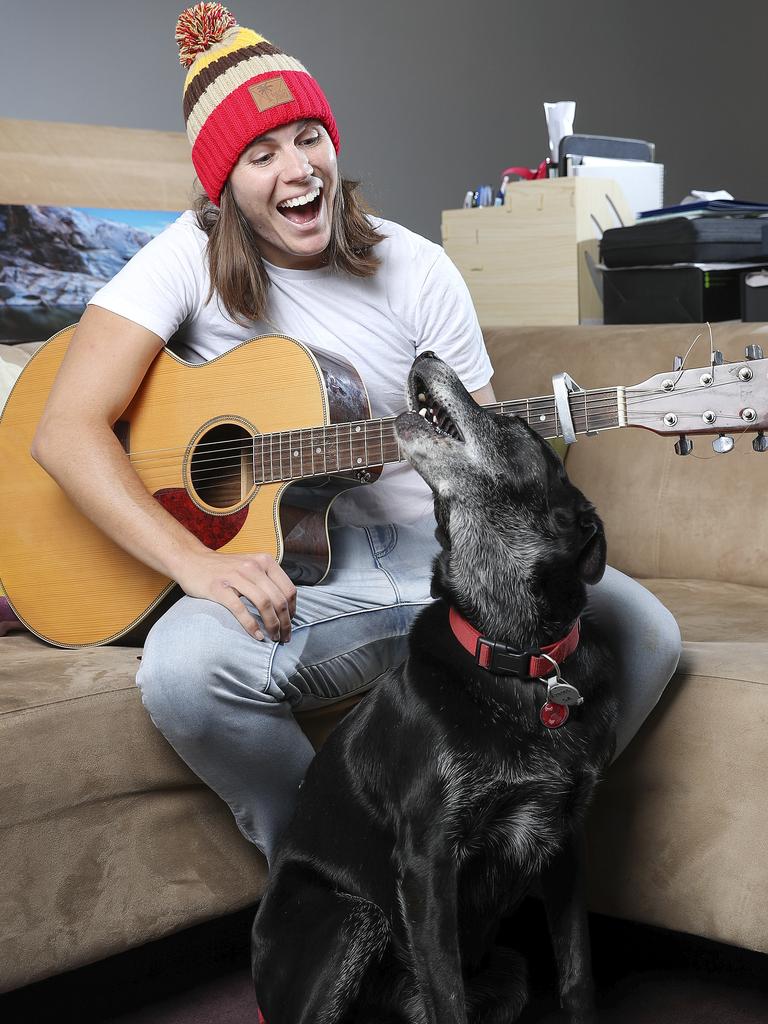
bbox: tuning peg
[673,355,683,372]
[753,432,768,453]
[712,350,724,366]
[712,434,735,454]
[746,344,764,361]
[675,434,694,456]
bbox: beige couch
[3,321,768,992]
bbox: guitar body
[0,326,379,647]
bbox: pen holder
[441,178,634,326]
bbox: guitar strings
[124,388,625,465]
[129,397,720,480]
[130,380,734,487]
[126,373,743,467]
[123,376,748,492]
[119,316,739,467]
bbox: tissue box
[441,178,633,326]
[742,269,768,322]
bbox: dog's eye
[551,508,573,530]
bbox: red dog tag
[540,701,569,729]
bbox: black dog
[251,352,617,1024]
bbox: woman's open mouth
[412,377,464,442]
[277,187,323,226]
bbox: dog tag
[546,678,584,707]
[540,701,569,729]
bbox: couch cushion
[0,633,360,826]
[641,576,768,643]
[584,575,768,954]
[0,632,360,990]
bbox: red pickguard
[153,488,248,549]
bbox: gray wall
[3,0,765,241]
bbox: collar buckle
[475,637,539,677]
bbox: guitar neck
[254,387,622,483]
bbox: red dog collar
[448,606,580,680]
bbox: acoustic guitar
[2,325,767,648]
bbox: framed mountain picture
[0,204,179,343]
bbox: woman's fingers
[214,578,265,640]
[178,551,297,641]
[232,570,293,643]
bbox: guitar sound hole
[189,422,255,510]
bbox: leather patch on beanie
[249,76,295,111]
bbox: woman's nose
[283,145,313,181]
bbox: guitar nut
[742,408,757,422]
[703,410,717,424]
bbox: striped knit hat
[175,3,340,205]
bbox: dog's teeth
[419,408,428,418]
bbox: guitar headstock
[626,352,768,441]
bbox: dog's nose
[420,350,438,360]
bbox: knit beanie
[175,3,340,205]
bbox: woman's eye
[300,132,321,147]
[251,153,271,165]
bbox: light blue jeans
[136,518,681,863]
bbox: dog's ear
[577,506,607,584]
[430,505,453,599]
[430,549,452,599]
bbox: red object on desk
[503,160,550,181]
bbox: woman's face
[229,119,338,270]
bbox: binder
[557,134,655,175]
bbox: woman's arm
[31,304,296,641]
[470,381,497,407]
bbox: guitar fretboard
[252,388,623,484]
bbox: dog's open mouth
[412,378,464,441]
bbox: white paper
[571,157,664,217]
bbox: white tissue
[544,101,576,160]
[745,270,768,289]
[682,189,735,203]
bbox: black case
[602,266,745,324]
[600,217,768,268]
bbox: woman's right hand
[174,549,297,642]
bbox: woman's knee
[648,598,682,683]
[588,567,682,679]
[136,595,276,742]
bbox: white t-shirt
[89,211,493,526]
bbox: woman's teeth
[278,187,321,209]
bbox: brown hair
[194,177,385,326]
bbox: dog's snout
[420,351,438,360]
